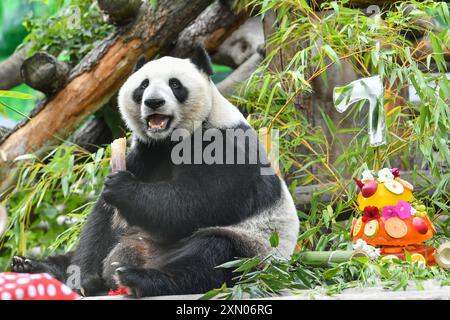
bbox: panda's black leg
[11,253,73,282]
[115,234,241,297]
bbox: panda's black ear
[133,55,147,73]
[189,46,213,77]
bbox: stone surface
[83,280,450,300]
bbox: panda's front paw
[102,171,138,209]
[11,256,35,273]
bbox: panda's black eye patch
[169,78,181,89]
[132,79,149,105]
[140,79,149,89]
[168,78,188,103]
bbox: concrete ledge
[82,280,450,300]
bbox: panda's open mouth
[146,114,172,131]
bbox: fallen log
[0,0,211,191]
[21,52,71,95]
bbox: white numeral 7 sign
[333,75,386,147]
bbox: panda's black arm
[70,198,118,292]
[102,168,280,239]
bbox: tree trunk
[71,117,113,153]
[0,0,211,191]
[166,0,250,58]
[97,0,143,25]
[217,50,263,97]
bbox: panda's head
[118,47,214,142]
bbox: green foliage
[22,0,114,64]
[0,84,42,122]
[234,0,449,242]
[0,144,110,270]
[0,88,39,123]
[203,252,450,299]
[0,0,31,59]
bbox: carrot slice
[384,217,408,238]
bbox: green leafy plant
[234,0,449,243]
[203,252,450,299]
[22,0,114,64]
[0,144,110,270]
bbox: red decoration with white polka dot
[0,272,79,300]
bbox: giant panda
[11,47,299,297]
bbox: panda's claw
[114,267,145,298]
[11,255,35,273]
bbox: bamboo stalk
[110,137,128,229]
[299,250,368,266]
[110,137,127,172]
[0,205,7,236]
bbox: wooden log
[97,0,142,25]
[314,0,397,9]
[71,116,113,153]
[0,126,8,140]
[167,0,250,59]
[21,52,71,95]
[0,43,32,90]
[217,50,263,97]
[0,0,211,191]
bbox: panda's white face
[118,56,213,142]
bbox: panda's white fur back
[198,180,299,258]
[202,83,299,258]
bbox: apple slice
[364,220,379,237]
[412,217,428,234]
[384,180,404,195]
[384,217,408,238]
[353,217,363,237]
[395,177,413,191]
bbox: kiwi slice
[364,220,379,237]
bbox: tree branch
[217,50,263,97]
[21,52,71,95]
[0,43,32,90]
[166,0,250,58]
